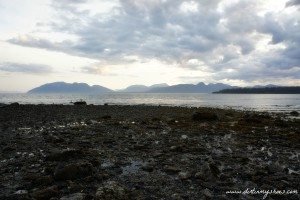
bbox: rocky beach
[0,104,299,200]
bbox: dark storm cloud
[7,0,300,82]
[0,62,53,74]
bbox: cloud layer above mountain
[0,62,53,74]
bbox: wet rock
[266,163,282,174]
[0,103,7,108]
[235,156,250,164]
[274,118,288,127]
[290,111,299,116]
[3,145,15,152]
[171,193,183,200]
[241,113,262,123]
[192,111,219,121]
[3,190,30,200]
[33,175,53,186]
[46,149,83,161]
[73,101,87,106]
[202,188,213,198]
[209,162,220,177]
[170,145,184,152]
[66,180,84,192]
[95,181,129,200]
[54,162,93,180]
[32,186,59,200]
[10,102,20,106]
[163,165,181,174]
[47,135,65,143]
[133,144,147,150]
[195,163,219,181]
[141,162,154,172]
[102,115,112,119]
[244,181,257,189]
[14,190,28,195]
[60,193,86,200]
[178,171,191,180]
[181,135,188,139]
[194,171,203,179]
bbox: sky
[0,0,299,92]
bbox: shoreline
[0,104,299,199]
[1,102,299,114]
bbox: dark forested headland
[214,86,300,94]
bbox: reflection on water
[0,93,299,112]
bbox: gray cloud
[286,0,300,7]
[0,62,53,74]
[7,0,300,83]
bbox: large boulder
[73,101,87,106]
[192,111,219,121]
[46,149,83,161]
[10,102,20,106]
[54,162,93,180]
[290,111,299,116]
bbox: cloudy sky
[0,0,299,91]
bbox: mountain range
[147,82,234,93]
[27,82,235,94]
[27,81,284,94]
[117,83,169,93]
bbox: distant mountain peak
[147,82,233,93]
[196,82,206,86]
[27,82,113,94]
[118,83,169,93]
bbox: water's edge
[0,93,299,113]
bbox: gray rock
[141,162,154,172]
[195,163,217,181]
[202,188,213,198]
[163,165,181,174]
[14,190,28,195]
[32,186,59,200]
[178,171,191,180]
[95,181,129,200]
[60,193,86,200]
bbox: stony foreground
[0,104,299,200]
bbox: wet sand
[0,104,299,199]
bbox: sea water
[0,93,299,112]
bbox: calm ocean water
[0,93,299,112]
